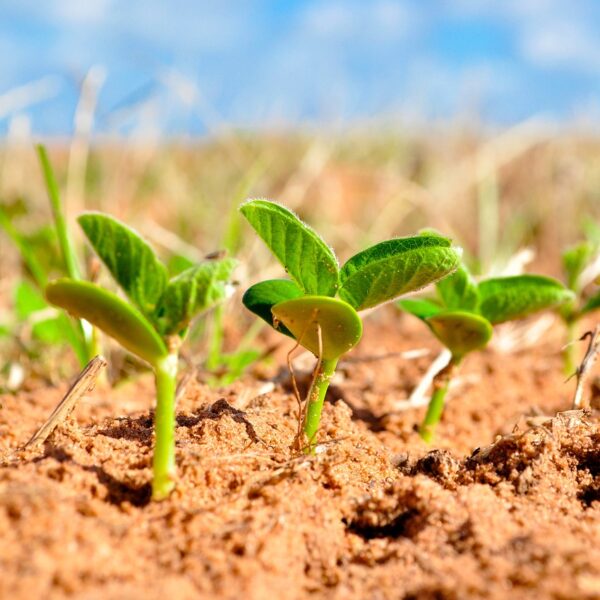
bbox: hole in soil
[84,465,151,507]
[177,398,262,444]
[345,508,420,540]
[98,415,153,444]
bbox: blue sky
[1,0,600,136]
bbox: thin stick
[571,326,600,409]
[25,355,107,449]
[286,337,304,444]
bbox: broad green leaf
[581,289,600,314]
[240,199,339,296]
[78,212,168,318]
[478,275,574,324]
[154,258,237,335]
[46,279,167,365]
[271,296,362,360]
[562,242,593,291]
[426,311,492,358]
[14,280,47,320]
[397,298,443,320]
[339,235,461,311]
[242,278,303,336]
[437,263,479,311]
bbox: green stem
[563,319,578,376]
[303,357,338,453]
[37,145,81,280]
[419,356,461,444]
[152,353,178,501]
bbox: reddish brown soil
[1,309,599,599]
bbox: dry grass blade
[571,325,600,409]
[25,355,107,449]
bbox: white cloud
[520,18,600,73]
[301,0,419,42]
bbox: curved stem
[563,319,578,376]
[152,353,178,500]
[419,355,461,444]
[303,357,338,453]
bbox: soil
[1,307,599,599]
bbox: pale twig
[25,355,107,449]
[402,348,452,408]
[571,326,600,409]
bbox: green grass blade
[0,206,48,287]
[240,199,339,296]
[78,212,168,319]
[478,275,575,324]
[46,279,168,365]
[36,145,81,280]
[339,235,461,311]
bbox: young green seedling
[399,265,575,443]
[46,212,236,500]
[240,199,462,451]
[558,241,600,374]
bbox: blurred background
[2,0,600,135]
[0,0,599,384]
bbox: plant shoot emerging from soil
[240,199,462,451]
[558,240,600,374]
[399,264,575,443]
[46,212,236,499]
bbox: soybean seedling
[240,199,462,451]
[46,212,236,500]
[558,241,600,374]
[399,264,575,443]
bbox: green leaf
[397,298,443,320]
[562,242,593,291]
[155,258,237,335]
[478,275,575,324]
[426,311,492,358]
[271,296,362,360]
[339,235,461,311]
[46,279,167,365]
[78,212,168,318]
[240,199,339,296]
[14,280,47,320]
[581,289,600,314]
[242,279,303,336]
[437,263,479,311]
